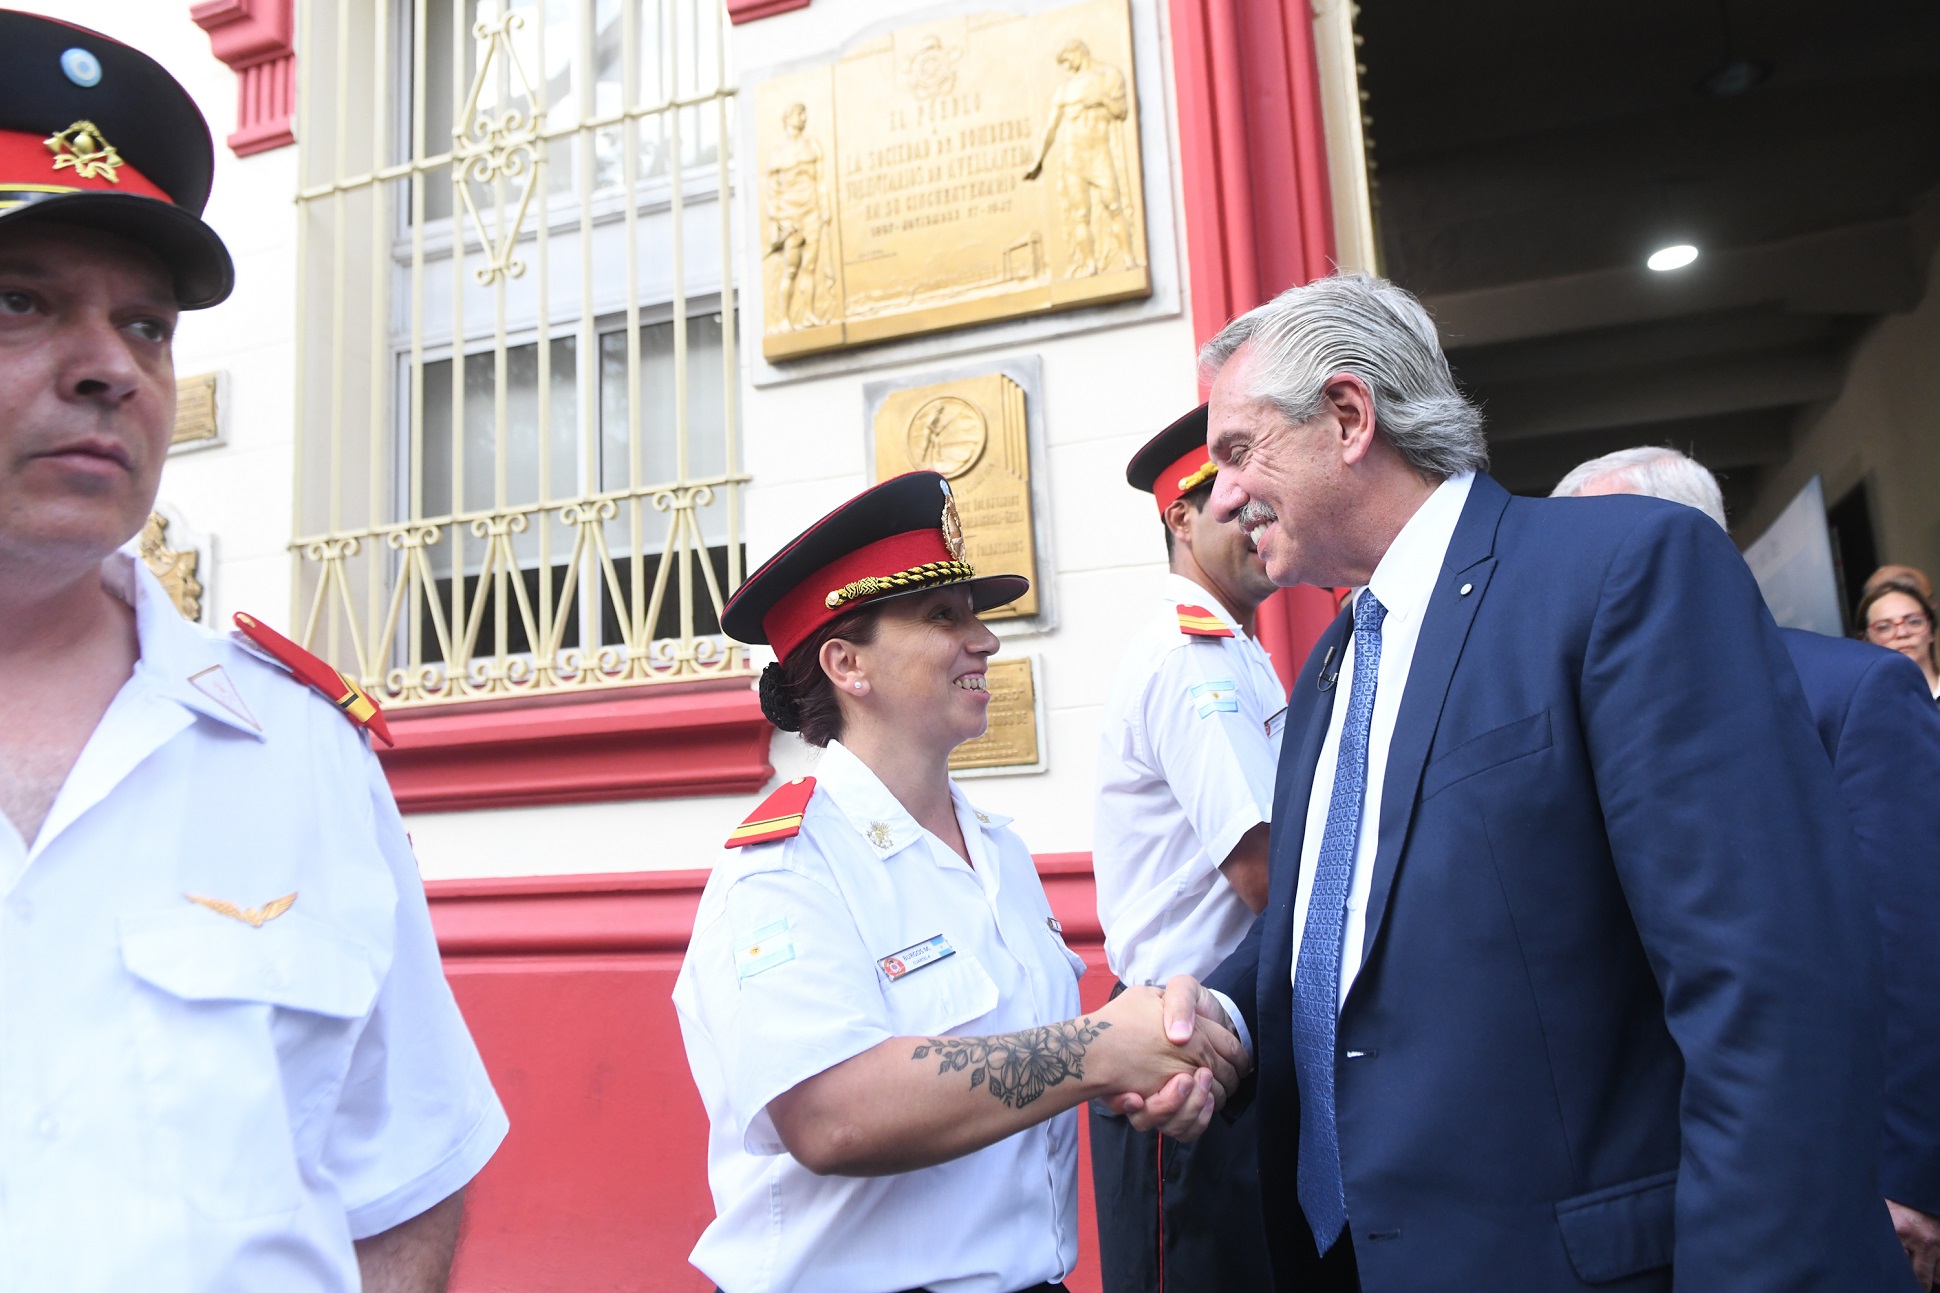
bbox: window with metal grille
[292,0,744,707]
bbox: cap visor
[0,192,234,308]
[867,571,1029,617]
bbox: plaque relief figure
[1023,40,1140,278]
[906,396,989,480]
[764,103,833,330]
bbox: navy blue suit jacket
[1207,475,1909,1291]
[1781,627,1940,1217]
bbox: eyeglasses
[1866,613,1931,640]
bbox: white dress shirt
[674,740,1088,1293]
[0,554,507,1292]
[1288,473,1474,1010]
[1093,573,1284,986]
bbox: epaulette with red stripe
[232,613,395,747]
[1176,604,1235,638]
[726,777,817,848]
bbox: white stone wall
[31,1,1201,879]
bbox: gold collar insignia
[45,121,123,183]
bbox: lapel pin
[1460,582,1474,596]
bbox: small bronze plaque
[874,372,1037,618]
[756,0,1151,360]
[172,372,219,448]
[951,655,1040,770]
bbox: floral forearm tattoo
[911,1017,1111,1109]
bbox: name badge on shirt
[1264,705,1287,738]
[879,934,955,982]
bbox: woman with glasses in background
[1858,578,1940,700]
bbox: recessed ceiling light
[1647,244,1699,272]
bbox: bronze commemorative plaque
[756,0,1151,360]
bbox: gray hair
[1551,446,1727,530]
[1198,273,1488,478]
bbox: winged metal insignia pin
[186,891,297,928]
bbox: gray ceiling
[1358,0,1940,521]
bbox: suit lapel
[1258,608,1352,1031]
[1352,475,1512,989]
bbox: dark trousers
[1088,1046,1276,1292]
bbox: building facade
[27,0,1940,1287]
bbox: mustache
[1237,501,1278,529]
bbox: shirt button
[265,964,291,990]
[12,899,32,924]
[35,1113,58,1141]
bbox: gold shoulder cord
[825,560,977,610]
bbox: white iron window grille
[292,0,746,707]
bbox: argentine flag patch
[1190,678,1239,718]
[736,917,797,981]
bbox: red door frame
[1170,0,1345,684]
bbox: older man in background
[1555,445,1940,1288]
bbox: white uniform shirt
[1093,574,1284,986]
[0,555,508,1293]
[674,740,1088,1293]
[1288,472,1473,1010]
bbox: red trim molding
[190,0,296,158]
[377,680,775,814]
[1169,0,1343,685]
[425,852,1103,959]
[727,0,811,24]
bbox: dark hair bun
[758,661,803,732]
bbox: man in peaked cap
[1087,404,1283,1293]
[0,14,505,1291]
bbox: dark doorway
[1826,480,1880,631]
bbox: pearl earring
[853,681,863,690]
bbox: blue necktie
[1292,588,1386,1253]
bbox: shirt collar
[1359,472,1475,629]
[108,550,266,741]
[1161,572,1253,642]
[814,739,1011,861]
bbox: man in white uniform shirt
[0,15,506,1290]
[1089,404,1282,1292]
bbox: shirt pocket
[880,946,1001,1038]
[119,907,383,1222]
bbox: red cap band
[1153,446,1216,514]
[763,527,963,661]
[0,126,172,205]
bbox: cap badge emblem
[45,121,123,183]
[940,481,966,562]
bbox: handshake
[1087,977,1249,1143]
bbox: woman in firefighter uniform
[673,471,1246,1293]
